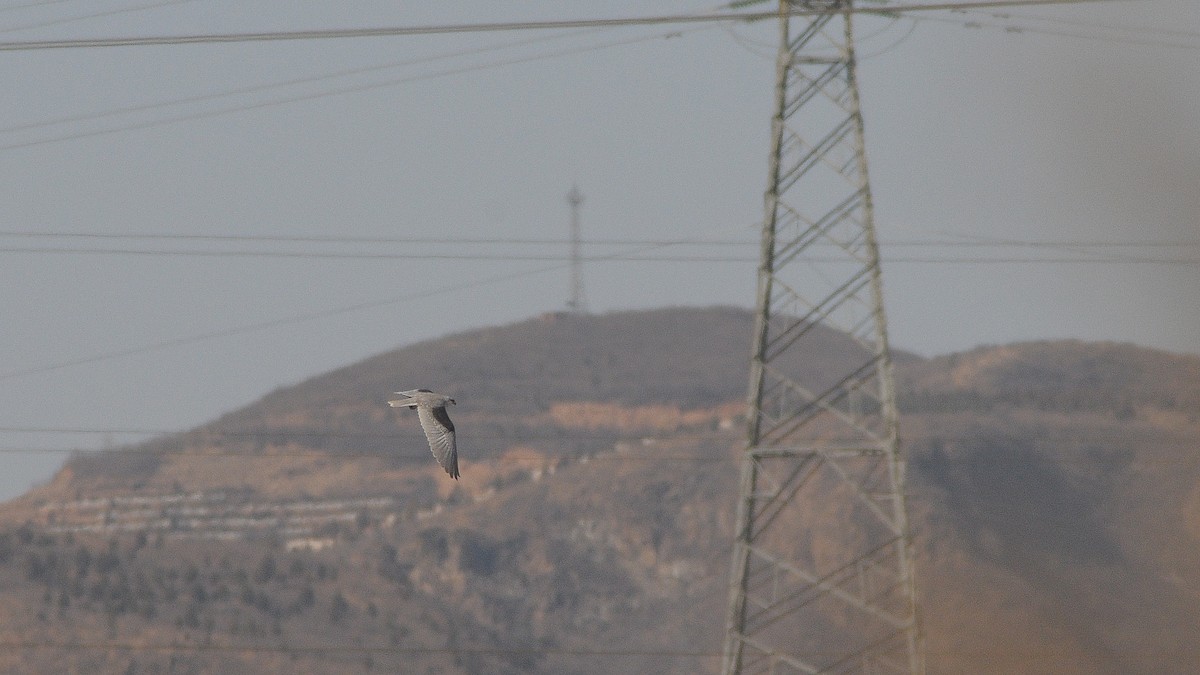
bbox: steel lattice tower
[722,2,922,673]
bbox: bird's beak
[450,399,457,405]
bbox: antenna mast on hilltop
[566,185,589,314]
[722,2,923,673]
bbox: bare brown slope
[205,304,896,429]
[901,341,1200,673]
[899,340,1200,419]
[35,306,883,500]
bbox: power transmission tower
[566,185,589,314]
[722,2,923,674]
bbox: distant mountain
[899,340,1200,417]
[0,306,1195,674]
[51,306,901,496]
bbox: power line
[0,638,724,659]
[0,231,1191,384]
[0,246,1194,264]
[0,263,561,382]
[4,447,1193,464]
[0,2,1163,152]
[8,424,1189,444]
[0,8,734,155]
[0,0,202,34]
[0,26,711,152]
[0,1,1133,52]
[0,637,1194,662]
[0,237,684,382]
[0,0,99,15]
[0,34,581,136]
[916,6,1200,49]
[0,425,738,444]
[0,246,734,260]
[2,424,1194,461]
[971,8,1200,40]
[2,229,1196,248]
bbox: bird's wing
[387,395,414,408]
[417,405,459,479]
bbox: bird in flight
[388,389,459,479]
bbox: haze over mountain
[0,306,1196,673]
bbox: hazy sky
[1,1,1197,500]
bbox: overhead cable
[0,0,1130,51]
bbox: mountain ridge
[0,305,1195,674]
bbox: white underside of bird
[388,388,459,479]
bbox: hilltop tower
[722,2,923,673]
[566,185,589,314]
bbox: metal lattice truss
[723,2,923,674]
